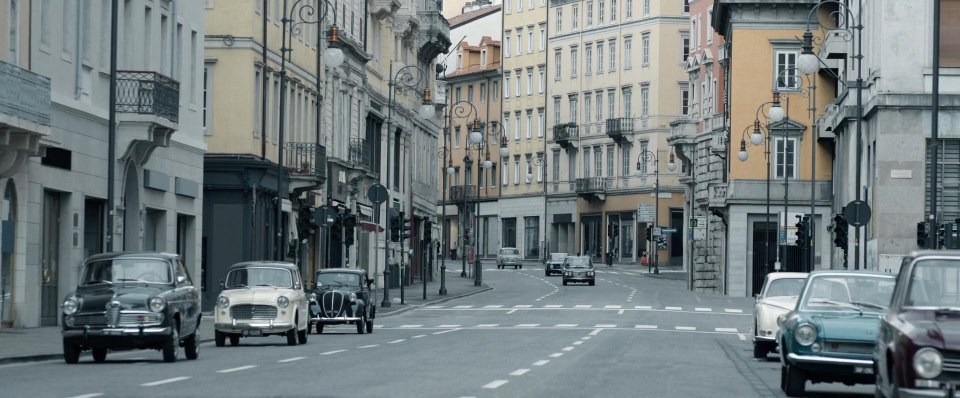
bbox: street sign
[652,227,662,236]
[661,228,677,234]
[637,204,656,223]
[692,216,706,241]
[315,205,337,227]
[367,183,389,204]
[843,200,872,227]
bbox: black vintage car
[61,252,202,363]
[309,269,375,334]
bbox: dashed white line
[594,324,617,328]
[715,328,739,333]
[581,336,592,340]
[482,380,509,389]
[604,305,622,309]
[399,324,423,328]
[510,368,531,376]
[533,360,550,366]
[589,328,604,336]
[516,323,540,327]
[665,306,683,311]
[218,365,257,373]
[321,349,348,355]
[549,353,564,358]
[141,377,190,387]
[65,394,103,398]
[454,305,473,309]
[507,309,518,314]
[695,308,713,312]
[635,325,658,329]
[724,309,744,313]
[634,305,652,309]
[573,341,583,345]
[433,328,459,335]
[562,346,575,351]
[738,333,748,341]
[544,304,563,308]
[514,305,533,308]
[675,326,697,331]
[358,344,380,349]
[555,323,578,327]
[277,357,305,363]
[438,324,461,328]
[388,339,406,344]
[618,309,625,315]
[484,305,503,309]
[477,324,499,327]
[425,305,445,309]
[575,305,592,309]
[412,335,427,339]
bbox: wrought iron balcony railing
[553,122,579,141]
[349,138,372,170]
[605,117,635,141]
[450,185,476,202]
[285,142,327,181]
[115,71,180,123]
[575,177,608,195]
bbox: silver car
[497,248,522,269]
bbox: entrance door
[751,221,778,296]
[41,191,61,326]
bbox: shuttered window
[926,139,960,220]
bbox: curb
[376,285,493,317]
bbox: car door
[292,269,307,329]
[176,259,200,334]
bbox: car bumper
[786,352,875,383]
[787,352,873,367]
[896,388,958,398]
[63,326,171,347]
[215,320,294,334]
[563,277,595,282]
[754,335,777,343]
[311,315,363,323]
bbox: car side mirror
[176,275,187,285]
[219,279,225,292]
[366,278,374,287]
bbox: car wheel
[215,330,226,347]
[366,318,374,333]
[92,347,107,363]
[184,330,199,360]
[298,326,308,344]
[589,280,595,286]
[563,280,568,286]
[316,323,324,334]
[889,366,902,398]
[783,364,806,397]
[357,312,366,335]
[162,327,179,363]
[286,327,297,346]
[229,334,240,346]
[63,341,80,364]
[753,341,767,359]
[519,265,522,269]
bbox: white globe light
[482,160,493,169]
[667,160,677,172]
[635,169,643,177]
[738,150,749,161]
[750,130,764,146]
[797,52,820,75]
[499,147,510,158]
[323,47,345,68]
[446,166,455,175]
[418,104,435,119]
[469,131,483,145]
[767,104,785,123]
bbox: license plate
[244,329,262,337]
[854,366,873,375]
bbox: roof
[444,63,500,79]
[228,261,299,271]
[765,272,808,280]
[317,268,368,275]
[807,270,894,277]
[84,251,180,263]
[448,5,501,28]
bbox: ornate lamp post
[438,147,453,295]
[439,99,482,278]
[636,150,676,274]
[466,120,509,286]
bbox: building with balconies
[545,0,687,265]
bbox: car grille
[230,304,278,320]
[71,313,108,327]
[822,341,873,355]
[117,312,163,325]
[320,291,347,318]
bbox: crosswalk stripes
[417,303,750,313]
[368,323,742,332]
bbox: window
[516,31,522,54]
[553,97,561,125]
[556,8,562,33]
[586,45,593,74]
[554,50,562,79]
[594,146,603,177]
[584,94,592,127]
[608,40,616,71]
[455,87,462,102]
[774,138,798,179]
[502,157,509,185]
[707,7,714,44]
[626,0,632,19]
[569,151,577,180]
[606,144,615,176]
[455,126,461,147]
[527,68,533,95]
[503,113,511,139]
[571,46,578,77]
[524,217,539,259]
[516,112,522,140]
[607,90,615,118]
[6,0,18,64]
[776,50,800,90]
[505,33,511,57]
[505,0,511,12]
[552,150,560,186]
[683,0,689,13]
[515,69,522,96]
[622,88,632,118]
[640,85,649,117]
[942,2,960,66]
[641,33,650,65]
[681,33,690,62]
[539,24,546,50]
[62,1,74,57]
[514,156,521,184]
[480,83,487,102]
[586,0,593,26]
[598,0,605,23]
[526,110,533,138]
[504,74,511,98]
[528,29,534,53]
[516,0,522,11]
[643,0,649,15]
[596,43,604,74]
[680,86,689,115]
[537,153,544,182]
[254,66,262,137]
[537,108,545,137]
[569,94,579,123]
[584,149,591,178]
[621,144,631,176]
[525,156,533,183]
[538,67,545,93]
[481,49,487,65]
[493,81,499,100]
[611,0,617,21]
[468,86,474,103]
[625,37,633,69]
[203,64,213,133]
[596,91,603,122]
[572,5,579,29]
[530,0,535,10]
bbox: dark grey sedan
[562,256,595,286]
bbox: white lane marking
[374,324,385,328]
[635,325,658,329]
[321,349,347,355]
[400,324,423,328]
[514,305,533,308]
[594,324,617,328]
[484,305,504,309]
[438,324,461,328]
[665,306,682,311]
[412,335,427,339]
[618,309,625,315]
[589,328,604,336]
[277,357,305,363]
[604,305,622,309]
[218,365,257,373]
[555,323,578,327]
[358,344,380,349]
[695,308,712,312]
[454,305,474,309]
[425,305,445,309]
[715,328,739,333]
[477,324,499,327]
[574,305,592,309]
[482,380,509,389]
[738,333,748,341]
[562,346,575,351]
[675,326,697,331]
[573,341,583,345]
[581,336,592,340]
[634,305,652,309]
[510,368,531,376]
[549,353,564,358]
[507,309,518,314]
[388,339,406,344]
[544,304,563,308]
[141,376,190,387]
[65,394,104,398]
[433,328,460,335]
[516,323,540,327]
[724,309,744,313]
[533,360,550,366]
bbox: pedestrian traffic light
[938,223,947,250]
[389,211,400,242]
[832,214,848,249]
[795,216,807,248]
[917,222,930,248]
[400,211,411,241]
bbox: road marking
[388,339,406,344]
[724,309,744,313]
[484,305,504,308]
[604,305,622,309]
[739,333,748,341]
[514,305,532,308]
[399,324,423,328]
[675,326,697,331]
[141,377,190,387]
[321,349,347,355]
[482,380,509,389]
[218,365,257,373]
[425,305,445,309]
[412,335,427,339]
[589,328,604,336]
[433,328,460,335]
[277,357,305,363]
[65,394,103,398]
[454,305,473,309]
[357,344,380,349]
[665,306,682,311]
[634,305,652,309]
[549,353,564,358]
[635,325,658,329]
[594,324,617,328]
[618,309,625,315]
[715,328,739,333]
[544,304,563,308]
[562,346,575,351]
[573,341,583,345]
[438,324,461,328]
[507,309,518,314]
[555,323,578,327]
[581,336,592,340]
[575,305,592,309]
[695,308,713,312]
[510,368,531,376]
[477,324,499,327]
[374,324,385,328]
[533,360,550,366]
[516,323,539,327]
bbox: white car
[753,271,808,359]
[214,262,310,347]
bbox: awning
[359,221,384,233]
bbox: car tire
[184,330,199,360]
[589,280,595,286]
[215,330,226,347]
[366,318,374,333]
[783,364,806,397]
[753,341,767,359]
[563,280,568,286]
[286,327,297,346]
[229,334,240,346]
[357,313,366,335]
[316,323,324,334]
[298,326,308,344]
[162,327,179,363]
[63,341,80,364]
[519,265,522,269]
[92,347,107,363]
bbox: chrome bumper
[897,388,956,398]
[754,335,776,343]
[787,352,873,367]
[63,326,171,337]
[311,315,362,322]
[215,320,294,334]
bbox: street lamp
[467,120,508,287]
[275,0,343,261]
[437,147,452,296]
[440,99,482,278]
[636,149,670,274]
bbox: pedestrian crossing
[420,304,750,314]
[374,323,746,333]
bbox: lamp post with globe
[466,120,509,286]
[636,149,677,274]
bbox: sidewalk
[0,269,489,365]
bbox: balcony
[349,138,372,171]
[553,123,579,150]
[0,60,52,176]
[605,117,634,144]
[285,142,327,191]
[575,177,608,202]
[417,0,451,62]
[450,185,476,203]
[116,71,179,123]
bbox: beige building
[545,0,688,266]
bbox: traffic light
[832,214,848,248]
[795,216,808,248]
[389,211,400,242]
[917,222,930,248]
[400,211,411,241]
[423,221,433,242]
[645,225,652,242]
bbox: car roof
[317,268,367,275]
[766,272,808,280]
[807,270,894,278]
[227,261,298,271]
[84,251,179,263]
[500,247,518,250]
[564,256,590,260]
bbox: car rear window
[501,249,519,255]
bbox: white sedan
[753,272,807,359]
[214,262,310,347]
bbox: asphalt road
[0,266,874,398]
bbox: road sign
[843,200,872,227]
[637,204,655,223]
[367,183,389,204]
[652,227,662,236]
[315,205,337,227]
[661,228,678,234]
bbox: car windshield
[906,259,960,308]
[764,278,806,298]
[550,253,568,261]
[315,272,361,288]
[800,274,895,313]
[81,259,172,285]
[500,249,519,256]
[225,267,293,289]
[564,257,592,268]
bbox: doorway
[751,221,778,296]
[41,191,62,326]
[1,181,17,327]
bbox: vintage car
[497,247,523,269]
[562,256,595,286]
[545,253,568,276]
[61,252,202,363]
[214,262,309,346]
[309,268,376,334]
[875,251,960,398]
[779,270,895,396]
[754,272,808,358]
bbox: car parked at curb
[497,248,522,269]
[562,256,595,286]
[214,262,309,346]
[545,253,567,276]
[754,272,808,359]
[875,251,960,398]
[778,270,895,397]
[61,252,202,364]
[309,268,376,334]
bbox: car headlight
[587,271,595,276]
[217,296,230,309]
[777,314,787,327]
[349,292,357,302]
[148,297,167,312]
[914,348,944,379]
[309,293,317,302]
[794,324,817,346]
[277,296,290,308]
[62,298,79,315]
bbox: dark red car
[875,251,960,398]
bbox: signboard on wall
[637,204,655,223]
